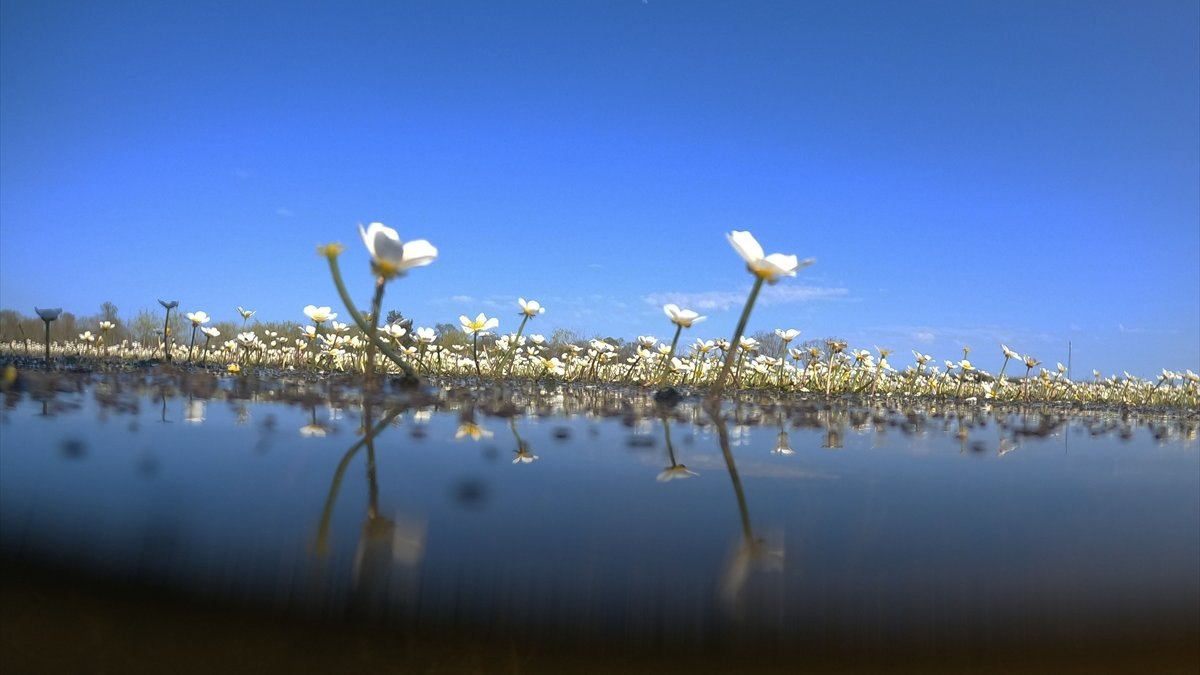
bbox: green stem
[365,277,386,383]
[162,309,172,360]
[187,325,198,364]
[503,315,530,379]
[710,276,764,396]
[472,333,481,377]
[656,324,683,385]
[43,320,51,367]
[324,254,419,380]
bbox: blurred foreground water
[1,369,1197,673]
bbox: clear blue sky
[2,0,1197,379]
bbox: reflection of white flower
[300,423,327,437]
[513,447,539,464]
[184,399,206,423]
[772,431,794,455]
[454,422,493,441]
[657,464,698,481]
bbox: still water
[2,370,1198,671]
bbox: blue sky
[2,0,1197,378]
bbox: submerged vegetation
[1,227,1196,409]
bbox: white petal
[763,253,800,275]
[399,239,437,268]
[727,230,764,263]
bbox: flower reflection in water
[300,406,329,437]
[510,418,538,464]
[184,398,205,424]
[350,403,427,614]
[657,416,697,481]
[314,403,427,616]
[772,429,794,455]
[709,405,785,614]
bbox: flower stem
[161,309,172,361]
[323,252,419,381]
[710,276,764,396]
[503,315,530,379]
[656,324,683,385]
[187,325,198,364]
[365,276,386,384]
[43,320,51,368]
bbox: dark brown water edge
[4,556,1196,675]
[3,356,1199,424]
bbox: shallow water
[1,371,1198,670]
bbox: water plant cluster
[3,226,1196,410]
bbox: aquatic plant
[658,304,706,384]
[184,310,210,364]
[157,299,178,360]
[34,307,61,366]
[710,231,813,397]
[460,313,498,377]
[501,298,544,378]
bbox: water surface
[2,371,1197,671]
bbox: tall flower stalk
[158,299,178,360]
[314,223,436,381]
[356,222,437,383]
[658,304,705,385]
[503,298,543,378]
[460,313,499,377]
[185,310,210,364]
[35,307,62,367]
[710,231,812,397]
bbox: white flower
[304,305,337,324]
[415,327,437,343]
[663,304,705,328]
[237,306,255,320]
[775,328,800,342]
[518,298,544,318]
[358,222,438,278]
[201,327,220,338]
[186,311,210,326]
[460,313,499,335]
[726,230,813,283]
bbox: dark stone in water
[653,387,682,408]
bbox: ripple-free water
[2,372,1197,668]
